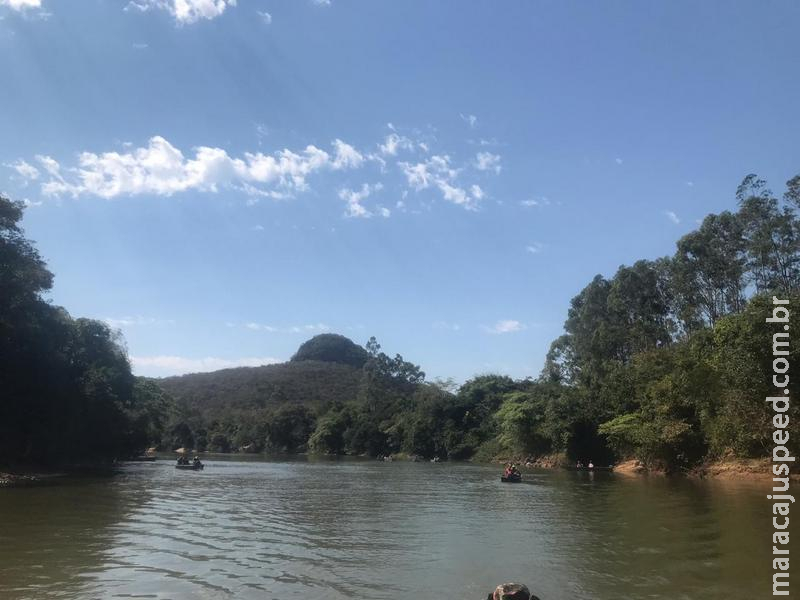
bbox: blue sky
[1,1,798,381]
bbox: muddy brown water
[0,457,780,599]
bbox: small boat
[175,463,204,470]
[500,473,522,483]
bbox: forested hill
[152,334,432,455]
[158,360,364,415]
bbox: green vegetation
[3,172,798,472]
[291,333,369,367]
[0,196,165,465]
[151,173,800,472]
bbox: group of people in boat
[176,455,203,467]
[502,463,521,479]
[575,460,594,469]
[487,582,540,599]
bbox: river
[0,457,777,599]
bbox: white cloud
[400,160,434,191]
[244,322,330,333]
[664,210,680,224]
[245,322,277,332]
[484,319,525,334]
[379,133,413,156]
[615,157,623,165]
[291,323,330,333]
[33,135,364,199]
[256,9,271,24]
[520,197,550,208]
[433,321,461,331]
[104,316,175,328]
[23,127,500,213]
[0,0,41,10]
[6,159,40,181]
[126,0,236,24]
[525,242,544,254]
[338,183,385,218]
[330,139,364,169]
[131,354,280,376]
[460,113,477,128]
[132,42,149,49]
[36,155,61,177]
[686,181,694,187]
[438,180,470,207]
[399,154,481,210]
[255,122,269,139]
[312,0,331,5]
[475,151,501,174]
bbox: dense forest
[0,195,165,465]
[2,172,799,471]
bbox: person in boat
[588,460,594,469]
[576,460,583,469]
[486,582,540,600]
[192,456,201,467]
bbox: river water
[0,458,779,599]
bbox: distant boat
[175,463,204,471]
[500,473,522,483]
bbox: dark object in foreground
[487,582,540,600]
[175,463,204,470]
[500,473,522,483]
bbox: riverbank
[0,471,68,488]
[494,453,800,481]
[688,457,800,481]
[0,461,122,488]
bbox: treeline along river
[0,458,774,599]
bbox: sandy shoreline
[499,453,800,481]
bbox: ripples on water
[0,459,774,599]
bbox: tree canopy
[290,333,370,368]
[1,195,163,465]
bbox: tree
[0,197,53,314]
[736,175,800,294]
[265,405,316,452]
[1,195,146,464]
[672,211,746,326]
[783,174,800,210]
[308,408,351,454]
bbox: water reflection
[0,469,145,599]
